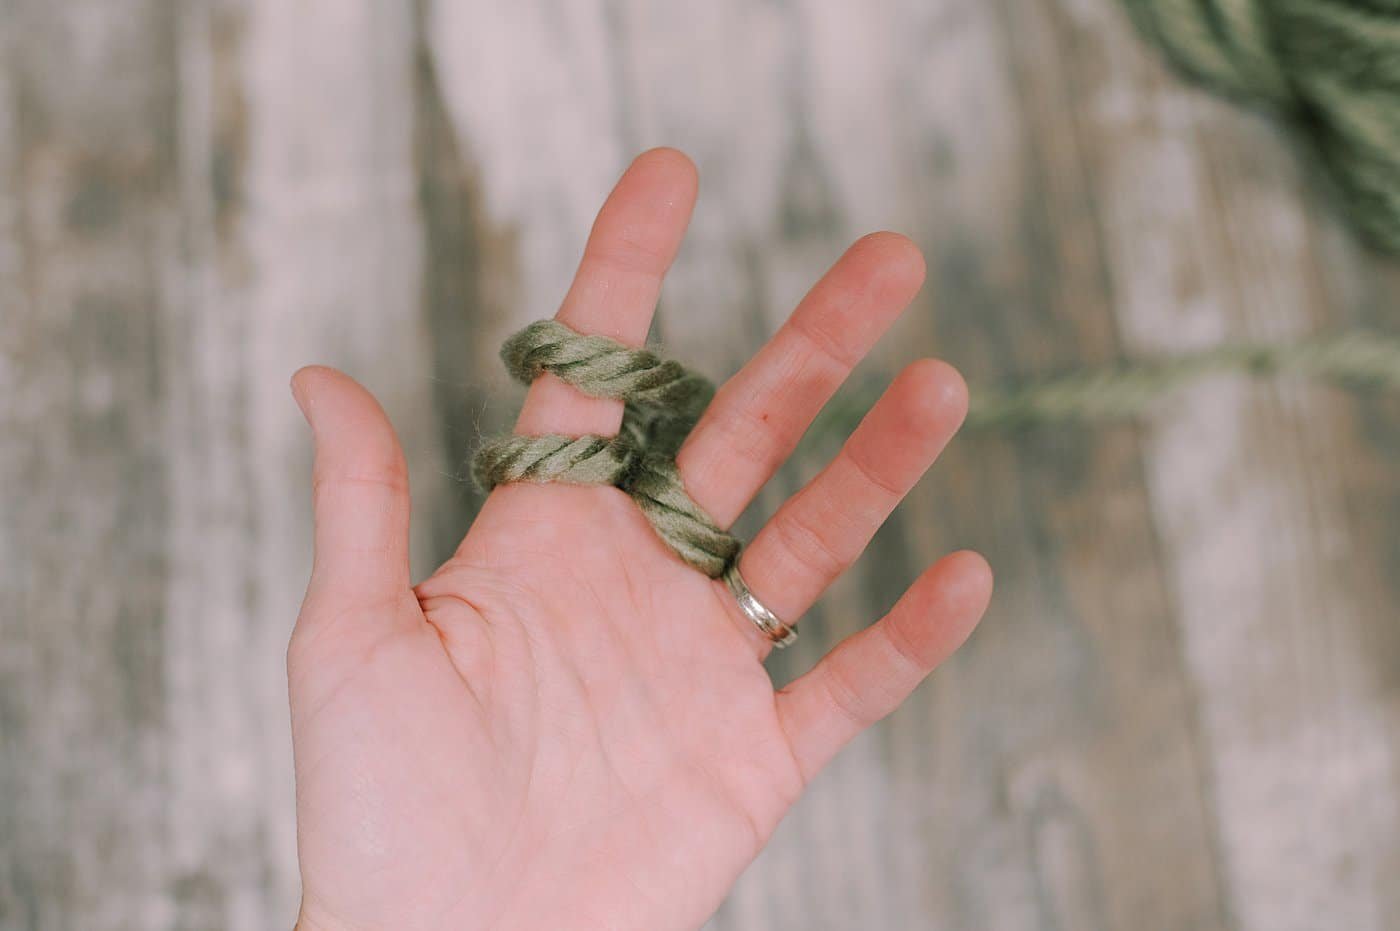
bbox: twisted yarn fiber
[963,329,1400,425]
[1121,0,1400,249]
[474,322,1400,576]
[798,329,1400,442]
[472,320,742,578]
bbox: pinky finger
[775,550,993,783]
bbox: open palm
[288,149,992,931]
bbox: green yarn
[473,320,741,578]
[498,320,714,456]
[473,5,1400,578]
[973,329,1400,424]
[805,329,1400,441]
[475,322,1400,579]
[1120,0,1400,249]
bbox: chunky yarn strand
[800,329,1400,443]
[475,321,1400,577]
[1120,0,1400,250]
[964,329,1400,426]
[474,320,740,578]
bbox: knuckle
[842,445,904,499]
[772,507,849,581]
[583,238,668,276]
[789,315,862,370]
[311,469,409,504]
[880,615,928,674]
[821,657,877,729]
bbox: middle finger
[675,232,926,526]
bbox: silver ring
[723,560,797,648]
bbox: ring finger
[728,358,968,653]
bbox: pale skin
[289,148,993,931]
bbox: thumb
[292,365,412,607]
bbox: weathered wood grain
[1,2,180,927]
[163,1,442,927]
[2,0,1398,929]
[1047,3,1400,927]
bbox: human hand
[288,148,992,931]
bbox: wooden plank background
[3,1,1398,929]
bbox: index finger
[514,148,699,439]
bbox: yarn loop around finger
[473,320,741,578]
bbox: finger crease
[842,445,907,499]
